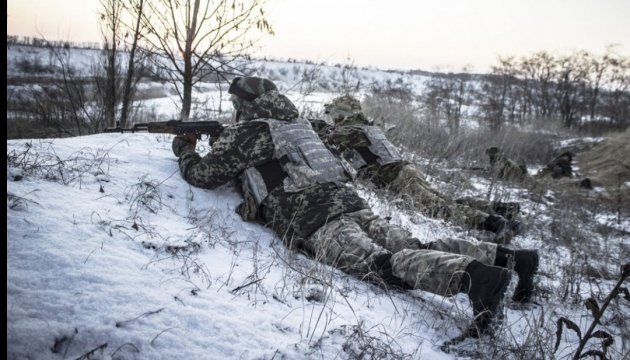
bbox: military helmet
[324,94,370,125]
[486,147,501,164]
[228,76,299,122]
[557,151,574,162]
[228,76,278,110]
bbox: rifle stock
[104,120,224,139]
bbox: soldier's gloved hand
[172,132,197,157]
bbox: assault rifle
[103,120,225,140]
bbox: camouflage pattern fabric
[390,235,497,296]
[426,237,497,265]
[486,147,530,182]
[385,163,490,228]
[255,118,349,192]
[391,249,472,296]
[315,96,506,231]
[308,118,334,136]
[455,196,521,221]
[175,121,274,188]
[238,90,299,121]
[536,151,574,179]
[229,76,279,114]
[309,122,495,228]
[306,209,499,296]
[305,210,392,277]
[173,86,500,299]
[324,94,372,126]
[173,93,365,243]
[261,183,366,247]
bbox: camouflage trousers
[305,209,498,296]
[454,196,521,221]
[387,164,489,228]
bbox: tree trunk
[120,0,144,128]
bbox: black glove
[172,133,197,157]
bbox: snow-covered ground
[8,130,629,359]
[6,134,460,359]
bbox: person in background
[487,147,592,190]
[485,146,531,183]
[311,94,522,244]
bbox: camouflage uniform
[486,148,592,190]
[313,96,518,233]
[536,151,574,179]
[485,147,530,182]
[172,79,500,298]
[309,209,497,295]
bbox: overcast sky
[7,0,630,72]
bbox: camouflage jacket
[175,100,367,243]
[536,153,573,179]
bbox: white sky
[7,0,630,71]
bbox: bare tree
[140,0,273,120]
[520,51,557,119]
[554,52,588,128]
[422,68,471,137]
[99,0,124,128]
[479,57,519,130]
[48,44,105,135]
[119,0,147,128]
[602,54,630,128]
[583,50,609,123]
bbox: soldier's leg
[430,238,540,303]
[448,203,490,230]
[391,248,512,336]
[455,196,494,213]
[305,213,391,277]
[344,209,425,253]
[455,196,521,224]
[390,248,472,296]
[426,237,498,266]
[390,172,452,218]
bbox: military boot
[495,247,539,303]
[460,260,512,337]
[371,253,412,291]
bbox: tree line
[419,48,630,135]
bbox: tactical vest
[345,125,402,169]
[242,118,350,207]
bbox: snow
[9,130,628,359]
[7,134,463,359]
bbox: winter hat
[324,95,371,126]
[228,76,278,110]
[325,94,362,115]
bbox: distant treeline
[392,48,630,136]
[7,35,101,51]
